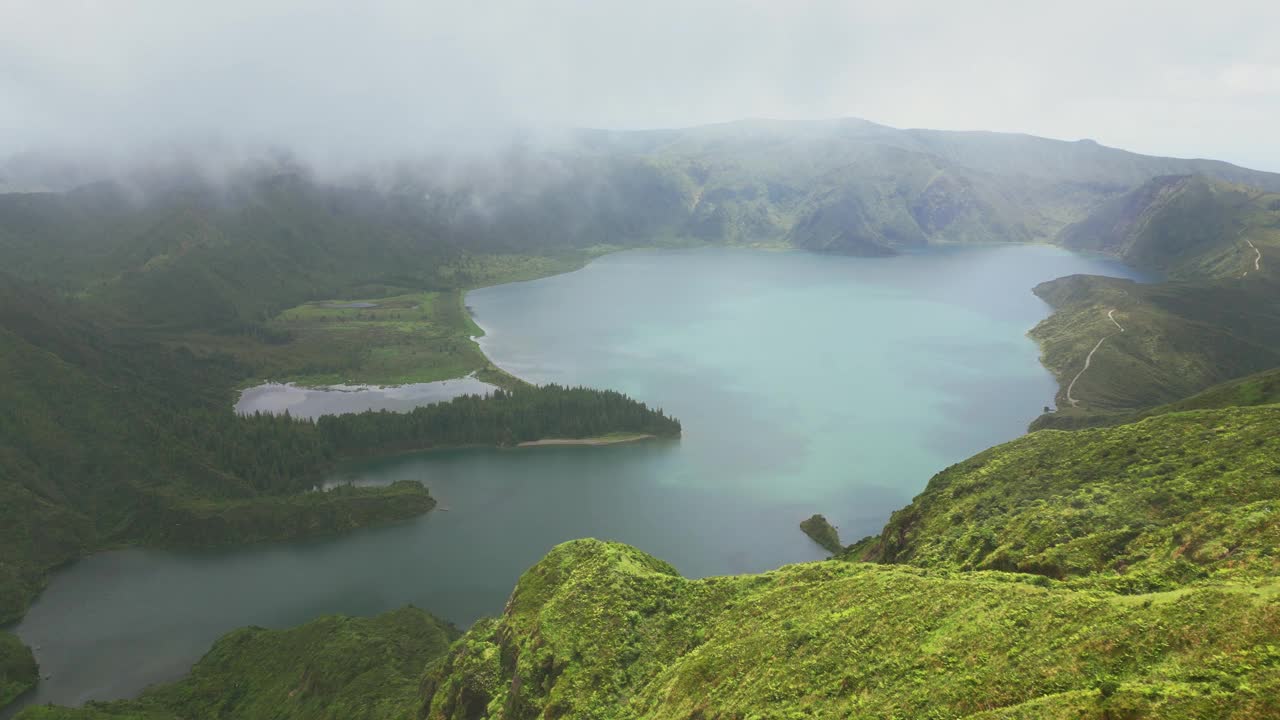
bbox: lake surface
[9,245,1146,712]
[234,376,496,420]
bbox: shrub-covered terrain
[412,406,1280,719]
[18,607,458,720]
[800,513,843,554]
[1027,175,1280,425]
[849,406,1280,592]
[16,396,1280,718]
[7,124,1280,717]
[0,633,38,709]
[418,540,1280,719]
[0,272,677,701]
[1028,274,1280,415]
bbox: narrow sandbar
[516,433,656,448]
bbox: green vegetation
[134,481,436,548]
[420,539,1280,719]
[237,291,496,387]
[1028,175,1280,426]
[1057,175,1279,281]
[316,385,679,455]
[849,406,1280,592]
[8,122,1280,716]
[0,270,676,707]
[17,607,459,720]
[414,405,1280,718]
[183,251,608,389]
[1141,367,1280,416]
[1029,272,1280,419]
[1033,366,1280,431]
[0,633,37,709]
[800,513,843,554]
[22,403,1280,719]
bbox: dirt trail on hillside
[1065,309,1125,407]
[1243,239,1262,277]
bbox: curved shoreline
[516,434,656,448]
[13,243,1135,715]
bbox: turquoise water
[8,245,1145,711]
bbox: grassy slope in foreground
[1136,367,1280,417]
[17,607,459,720]
[849,406,1280,593]
[419,406,1280,719]
[1032,366,1280,432]
[421,540,1279,719]
[0,634,37,709]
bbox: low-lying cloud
[2,0,1278,171]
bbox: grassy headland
[1029,175,1280,426]
[1029,274,1280,416]
[170,252,611,391]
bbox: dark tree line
[317,384,681,454]
[169,384,679,498]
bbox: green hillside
[21,404,1275,719]
[412,406,1280,719]
[0,280,676,618]
[0,633,37,709]
[6,122,1280,717]
[18,607,459,720]
[1023,174,1280,426]
[424,544,1277,719]
[0,271,677,707]
[1028,273,1280,414]
[1057,175,1280,280]
[849,407,1280,591]
[1141,367,1280,416]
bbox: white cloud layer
[2,0,1278,170]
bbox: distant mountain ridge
[1058,174,1280,279]
[7,118,1280,260]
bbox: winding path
[1065,309,1124,408]
[1242,239,1262,277]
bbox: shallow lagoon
[234,376,496,420]
[10,245,1146,711]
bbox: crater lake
[8,245,1146,712]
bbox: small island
[800,513,843,554]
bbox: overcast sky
[3,1,1279,171]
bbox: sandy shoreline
[516,434,656,448]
